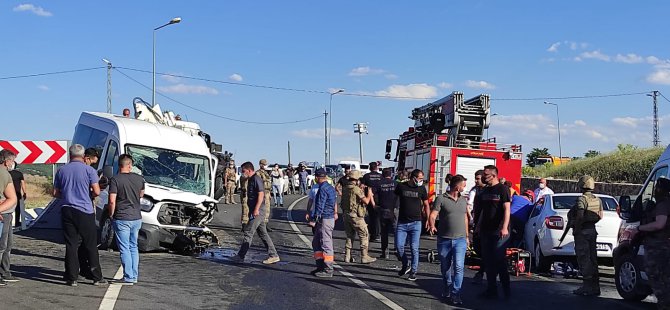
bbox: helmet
[259,159,268,165]
[577,175,595,190]
[347,170,362,180]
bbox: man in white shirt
[533,178,554,203]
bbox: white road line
[287,196,405,310]
[98,266,124,310]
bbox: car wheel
[98,213,116,250]
[614,252,650,301]
[533,240,551,273]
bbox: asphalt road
[0,194,660,309]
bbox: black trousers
[367,205,381,240]
[61,207,103,282]
[380,216,396,253]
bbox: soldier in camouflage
[257,159,273,231]
[239,173,249,229]
[224,162,237,204]
[637,177,670,309]
[569,175,603,296]
[341,170,377,264]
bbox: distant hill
[17,163,61,179]
[523,146,664,184]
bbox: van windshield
[126,144,211,196]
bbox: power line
[0,66,105,80]
[659,91,670,104]
[114,68,324,125]
[491,91,650,101]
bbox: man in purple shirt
[53,144,107,287]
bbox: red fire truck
[385,91,523,201]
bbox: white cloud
[160,74,181,83]
[612,117,641,128]
[158,84,219,95]
[646,68,670,85]
[374,83,437,99]
[647,56,662,65]
[569,42,578,51]
[349,66,385,76]
[13,4,52,17]
[438,82,453,89]
[614,53,644,64]
[580,50,611,62]
[574,120,586,126]
[37,85,49,91]
[547,42,561,52]
[229,73,243,82]
[465,80,496,90]
[385,74,398,80]
[292,128,350,139]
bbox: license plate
[596,243,610,251]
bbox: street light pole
[324,110,328,166]
[153,17,181,107]
[354,123,368,164]
[544,101,562,160]
[327,89,344,165]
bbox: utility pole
[650,91,660,146]
[102,59,112,113]
[354,122,368,164]
[324,111,328,166]
[288,141,291,165]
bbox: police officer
[376,168,398,259]
[257,159,273,231]
[636,177,670,309]
[341,170,376,264]
[224,162,237,204]
[307,169,338,277]
[569,175,603,296]
[363,162,383,242]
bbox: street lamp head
[102,58,110,64]
[170,17,182,24]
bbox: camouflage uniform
[224,167,237,204]
[257,159,272,224]
[569,175,603,296]
[642,198,670,309]
[239,174,249,225]
[340,171,376,264]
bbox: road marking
[98,266,124,310]
[287,196,405,310]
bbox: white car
[524,193,621,272]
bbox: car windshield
[552,195,618,211]
[126,144,211,196]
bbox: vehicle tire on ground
[214,174,225,201]
[533,240,551,273]
[98,211,117,251]
[614,252,650,301]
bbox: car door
[524,198,546,250]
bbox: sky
[2,1,670,167]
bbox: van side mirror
[618,195,631,220]
[103,165,114,179]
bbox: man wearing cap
[363,161,383,242]
[341,170,376,264]
[509,190,535,247]
[307,169,338,277]
[256,159,273,231]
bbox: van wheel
[615,252,650,301]
[98,213,116,251]
[533,240,551,273]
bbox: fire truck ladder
[444,94,490,147]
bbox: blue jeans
[395,221,421,273]
[437,237,467,295]
[299,181,308,195]
[113,219,142,282]
[272,184,283,205]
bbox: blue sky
[2,1,670,166]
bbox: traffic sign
[0,140,68,164]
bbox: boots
[361,248,377,264]
[344,249,355,263]
[573,280,600,296]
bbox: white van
[614,145,669,301]
[73,108,219,253]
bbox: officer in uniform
[307,169,338,277]
[257,159,273,231]
[224,162,237,204]
[341,170,377,264]
[637,177,670,309]
[569,175,603,296]
[239,172,249,229]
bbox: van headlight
[140,197,155,212]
